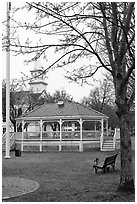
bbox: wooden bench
[93,153,118,173]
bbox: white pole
[5,2,11,159]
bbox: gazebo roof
[16,101,108,120]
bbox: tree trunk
[13,122,16,132]
[117,110,134,193]
[10,118,16,132]
[114,62,135,193]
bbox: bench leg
[103,167,107,173]
[112,163,115,170]
[95,167,98,173]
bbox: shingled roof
[16,101,108,120]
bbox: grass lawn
[2,149,135,202]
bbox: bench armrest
[93,161,104,168]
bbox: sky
[2,51,103,102]
[1,1,105,102]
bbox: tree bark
[114,67,135,193]
[116,105,134,193]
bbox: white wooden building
[14,101,112,152]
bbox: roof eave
[16,115,109,121]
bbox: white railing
[2,132,6,145]
[10,132,15,147]
[42,131,60,139]
[23,132,40,139]
[82,130,101,139]
[113,128,117,149]
[100,132,103,151]
[113,128,120,149]
[17,130,101,141]
[2,132,15,147]
[62,131,80,140]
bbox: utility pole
[5,2,11,159]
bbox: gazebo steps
[101,140,115,151]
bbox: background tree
[35,89,74,104]
[2,78,73,131]
[82,73,115,110]
[82,74,119,129]
[3,2,135,192]
[2,79,45,131]
[51,89,73,103]
[2,79,24,131]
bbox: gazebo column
[21,120,24,151]
[101,118,104,135]
[40,119,43,152]
[100,118,104,150]
[79,118,83,152]
[15,122,17,133]
[106,119,108,137]
[59,119,62,151]
[15,122,18,140]
[95,121,96,138]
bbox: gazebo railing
[62,131,80,140]
[23,132,40,139]
[2,132,6,145]
[15,129,103,152]
[82,130,101,139]
[20,130,101,141]
[42,131,60,139]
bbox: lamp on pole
[5,2,11,159]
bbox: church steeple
[29,58,48,93]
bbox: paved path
[2,177,39,200]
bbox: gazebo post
[40,119,43,152]
[79,118,83,152]
[59,119,62,151]
[15,122,17,132]
[95,121,96,138]
[15,122,18,141]
[101,118,104,135]
[100,118,104,151]
[21,120,24,151]
[106,119,108,137]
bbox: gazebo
[15,101,109,152]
